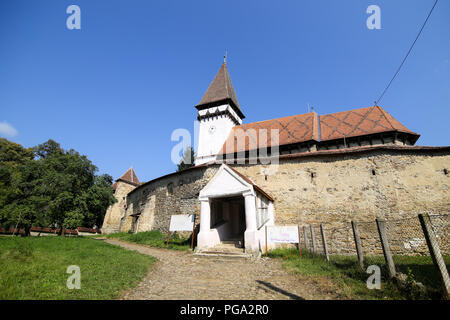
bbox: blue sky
[1,0,449,182]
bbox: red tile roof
[320,106,419,141]
[219,112,319,154]
[219,106,419,154]
[115,168,140,187]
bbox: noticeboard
[169,214,195,232]
[267,225,299,243]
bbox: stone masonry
[110,147,450,254]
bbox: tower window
[444,169,448,175]
[372,169,376,176]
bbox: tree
[177,146,195,171]
[82,174,116,228]
[34,140,116,233]
[0,138,117,235]
[0,138,34,210]
[0,139,37,234]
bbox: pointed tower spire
[117,167,140,186]
[195,61,244,119]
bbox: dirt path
[104,239,341,300]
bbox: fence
[298,213,450,298]
[0,226,101,236]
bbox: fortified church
[102,62,450,255]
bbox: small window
[256,196,269,229]
[372,169,376,176]
[444,169,448,175]
[167,182,174,194]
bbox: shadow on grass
[266,247,448,300]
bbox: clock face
[208,125,216,134]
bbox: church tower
[195,62,245,165]
[101,168,140,234]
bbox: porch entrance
[210,196,245,247]
[196,164,274,255]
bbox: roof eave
[195,98,245,119]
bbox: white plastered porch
[197,164,274,254]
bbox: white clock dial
[208,125,216,134]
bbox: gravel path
[104,239,341,300]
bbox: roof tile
[116,168,140,186]
[196,63,244,118]
[219,112,319,154]
[219,106,418,155]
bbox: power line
[375,0,439,105]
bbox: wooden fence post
[320,224,329,261]
[351,221,364,269]
[303,226,309,251]
[376,218,396,279]
[166,231,171,246]
[419,214,450,299]
[310,225,316,254]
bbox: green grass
[390,255,450,290]
[268,248,449,300]
[104,230,191,251]
[0,236,156,300]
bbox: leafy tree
[0,138,34,210]
[0,139,116,235]
[177,146,195,171]
[82,174,116,228]
[0,139,37,234]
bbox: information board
[267,225,299,243]
[169,214,195,232]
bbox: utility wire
[375,0,439,105]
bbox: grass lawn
[104,230,191,251]
[268,248,449,300]
[0,236,156,299]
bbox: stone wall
[233,149,450,227]
[120,166,219,234]
[110,147,450,254]
[101,181,137,234]
[231,148,450,254]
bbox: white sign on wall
[267,225,299,243]
[169,214,195,232]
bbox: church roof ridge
[234,111,318,129]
